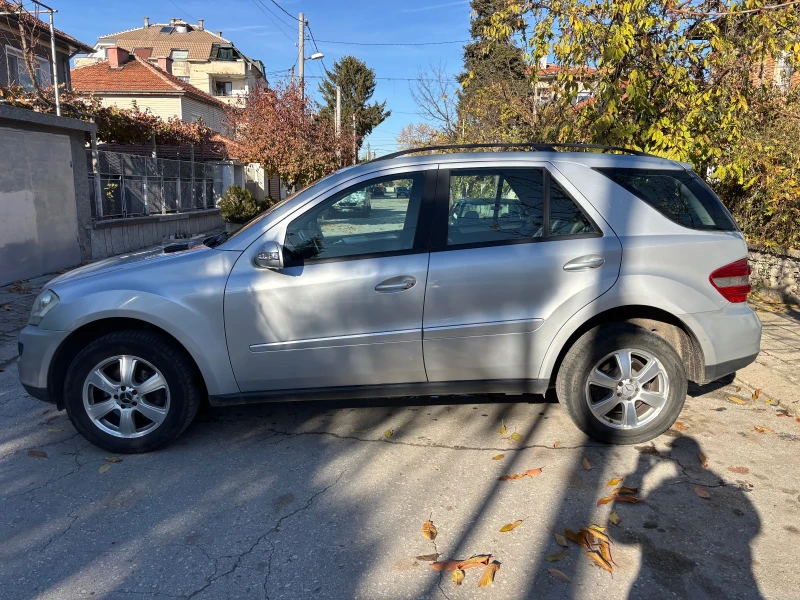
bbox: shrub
[218,186,265,223]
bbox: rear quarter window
[594,167,737,231]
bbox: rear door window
[594,167,737,231]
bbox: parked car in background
[370,185,386,197]
[18,144,760,453]
[395,185,409,198]
[330,189,371,217]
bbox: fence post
[90,127,103,219]
[190,143,195,210]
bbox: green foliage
[218,186,268,224]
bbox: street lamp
[307,52,324,61]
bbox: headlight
[29,289,59,326]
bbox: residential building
[71,47,229,134]
[532,58,597,105]
[0,0,93,90]
[752,53,799,92]
[76,17,266,106]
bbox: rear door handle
[563,255,605,271]
[375,276,416,293]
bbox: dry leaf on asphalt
[614,496,645,504]
[351,428,371,433]
[415,553,440,561]
[796,417,800,423]
[608,512,620,525]
[498,467,543,481]
[47,428,64,433]
[695,486,712,499]
[610,486,639,496]
[98,464,111,474]
[753,388,761,400]
[698,452,709,467]
[735,385,742,392]
[509,432,523,443]
[564,529,592,550]
[728,466,749,474]
[477,562,500,588]
[728,396,748,405]
[596,497,613,506]
[554,533,568,547]
[754,426,775,434]
[674,422,687,431]
[492,454,505,461]
[497,420,507,435]
[431,555,491,572]
[599,541,617,566]
[777,410,793,418]
[765,399,777,405]
[27,450,47,458]
[582,457,591,471]
[499,519,524,532]
[586,550,613,574]
[553,441,561,448]
[421,519,437,541]
[104,457,123,463]
[582,526,610,544]
[451,569,465,586]
[545,549,568,562]
[548,568,571,583]
[384,429,393,438]
[606,478,623,487]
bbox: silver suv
[18,144,761,453]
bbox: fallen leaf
[606,477,623,487]
[588,524,607,534]
[492,454,505,461]
[610,486,640,496]
[698,452,709,468]
[608,512,620,526]
[351,428,371,433]
[497,420,507,435]
[599,541,617,566]
[796,417,800,423]
[104,457,123,463]
[451,569,465,586]
[384,429,393,438]
[777,410,793,418]
[728,466,749,474]
[96,462,112,474]
[735,385,742,392]
[674,422,687,431]
[546,549,568,562]
[614,496,645,504]
[498,467,543,481]
[695,486,712,499]
[499,519,524,532]
[753,388,761,400]
[553,441,561,448]
[582,457,591,471]
[728,396,748,405]
[564,529,592,550]
[765,399,777,405]
[596,497,613,506]
[27,450,47,458]
[548,568,571,583]
[510,432,523,443]
[554,533,568,547]
[47,428,64,433]
[754,426,775,434]
[457,555,492,569]
[586,550,613,574]
[582,527,610,544]
[415,553,440,562]
[525,467,543,477]
[422,519,437,541]
[477,562,500,588]
[430,560,463,572]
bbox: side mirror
[254,241,284,270]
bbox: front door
[422,164,622,383]
[224,168,436,392]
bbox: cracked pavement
[1,352,800,599]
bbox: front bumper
[17,325,69,404]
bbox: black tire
[556,323,687,445]
[63,329,201,453]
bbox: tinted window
[595,167,737,231]
[448,169,545,245]
[284,174,424,261]
[550,179,595,236]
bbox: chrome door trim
[423,318,544,340]
[249,328,421,352]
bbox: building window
[5,46,51,90]
[177,76,190,83]
[215,81,233,96]
[777,53,795,92]
[216,47,236,61]
[171,49,189,61]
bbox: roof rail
[368,142,654,162]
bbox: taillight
[709,258,751,303]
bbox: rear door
[422,162,622,383]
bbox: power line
[266,0,300,21]
[253,0,296,30]
[305,22,328,75]
[250,0,295,43]
[312,39,468,46]
[168,0,196,22]
[302,75,455,82]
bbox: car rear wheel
[556,323,687,444]
[64,330,201,453]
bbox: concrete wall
[748,244,800,305]
[0,105,95,286]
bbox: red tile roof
[71,55,228,109]
[0,1,94,53]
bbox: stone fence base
[748,244,800,305]
[89,209,224,260]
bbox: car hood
[48,242,209,287]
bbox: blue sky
[56,0,474,155]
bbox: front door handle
[563,255,605,271]
[375,276,416,293]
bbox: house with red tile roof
[71,47,230,134]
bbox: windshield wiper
[203,232,229,248]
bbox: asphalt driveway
[1,353,799,599]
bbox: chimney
[157,56,173,75]
[108,46,130,69]
[217,31,222,37]
[198,19,204,30]
[133,47,152,60]
[144,16,149,28]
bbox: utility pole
[352,113,357,165]
[335,85,341,137]
[298,12,305,99]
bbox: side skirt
[208,379,551,407]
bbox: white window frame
[5,45,50,90]
[171,49,189,61]
[776,53,795,92]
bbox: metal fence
[87,150,224,219]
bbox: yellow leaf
[754,426,775,434]
[608,512,620,526]
[546,549,568,561]
[728,396,747,405]
[497,420,507,435]
[499,519,524,532]
[586,550,613,574]
[765,399,777,405]
[384,429,393,438]
[606,478,623,487]
[596,497,612,506]
[548,568,571,583]
[421,519,437,541]
[98,464,111,474]
[477,562,500,588]
[582,457,591,471]
[554,533,568,547]
[510,432,523,443]
[752,388,761,400]
[351,428,371,433]
[451,569,465,586]
[104,457,123,463]
[698,452,709,468]
[492,454,505,461]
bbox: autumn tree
[396,122,447,150]
[229,81,355,190]
[318,56,390,151]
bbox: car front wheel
[556,323,687,444]
[64,330,201,453]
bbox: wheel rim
[82,355,170,439]
[584,347,670,430]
